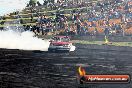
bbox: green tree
[29,0,37,7]
[50,0,55,4]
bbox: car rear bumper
[48,47,70,52]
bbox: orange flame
[78,66,86,76]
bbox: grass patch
[0,23,36,27]
[73,40,132,47]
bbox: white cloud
[0,0,27,9]
[0,0,44,16]
[0,0,28,16]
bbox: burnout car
[48,36,75,52]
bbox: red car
[48,36,75,52]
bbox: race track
[0,44,132,88]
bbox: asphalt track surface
[0,44,132,88]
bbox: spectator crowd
[0,0,132,36]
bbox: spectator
[37,1,42,6]
[31,14,34,22]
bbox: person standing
[31,13,34,22]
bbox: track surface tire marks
[0,45,132,88]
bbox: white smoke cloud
[0,30,50,51]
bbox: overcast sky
[0,0,44,16]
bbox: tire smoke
[0,30,50,51]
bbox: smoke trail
[0,30,50,51]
